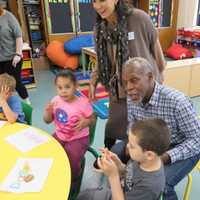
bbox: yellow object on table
[0,122,71,200]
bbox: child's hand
[45,102,54,114]
[43,102,54,124]
[97,155,119,178]
[100,148,112,159]
[0,85,10,105]
[74,117,89,131]
[100,148,124,172]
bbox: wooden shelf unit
[22,0,45,55]
[22,44,36,89]
[164,58,200,97]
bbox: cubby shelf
[22,44,37,89]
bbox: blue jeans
[111,139,129,163]
[111,141,200,200]
[163,152,200,200]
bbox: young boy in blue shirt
[0,73,25,123]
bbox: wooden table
[81,47,96,75]
[0,122,71,200]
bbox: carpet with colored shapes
[75,71,109,100]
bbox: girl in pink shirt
[43,70,94,194]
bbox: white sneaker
[24,98,31,105]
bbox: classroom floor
[29,67,200,200]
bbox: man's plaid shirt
[127,82,200,163]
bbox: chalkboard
[47,0,95,33]
[49,1,73,33]
[79,1,96,32]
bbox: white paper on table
[0,158,53,193]
[0,120,6,128]
[5,128,49,153]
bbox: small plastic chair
[197,160,200,171]
[159,193,163,200]
[183,173,193,200]
[160,173,193,200]
[21,101,33,125]
[88,114,97,145]
[179,169,200,200]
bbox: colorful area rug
[75,71,109,100]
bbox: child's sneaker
[25,98,31,105]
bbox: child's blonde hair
[0,73,16,92]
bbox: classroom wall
[177,0,199,28]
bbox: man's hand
[159,71,164,84]
[161,153,171,165]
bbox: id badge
[128,32,135,40]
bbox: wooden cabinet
[164,60,192,95]
[190,61,200,97]
[22,44,36,89]
[138,0,179,51]
[164,58,200,97]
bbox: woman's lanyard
[109,44,119,99]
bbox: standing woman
[90,0,165,149]
[0,3,30,104]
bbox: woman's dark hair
[96,0,132,22]
[55,70,77,84]
[130,118,170,156]
[95,0,133,95]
